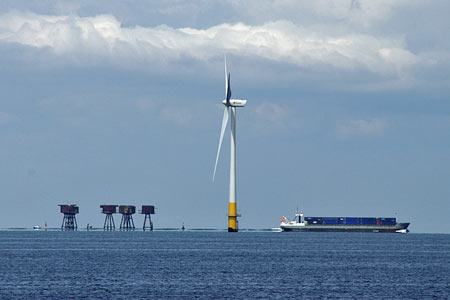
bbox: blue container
[305,217,323,224]
[344,217,361,225]
[323,217,339,221]
[379,217,396,225]
[380,220,396,225]
[361,218,377,225]
[322,217,339,225]
[323,219,339,225]
[305,217,322,221]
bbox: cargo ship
[280,212,410,233]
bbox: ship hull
[281,222,410,233]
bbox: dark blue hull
[281,222,410,233]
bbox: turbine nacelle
[222,99,247,107]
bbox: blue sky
[0,1,449,233]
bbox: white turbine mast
[213,55,247,232]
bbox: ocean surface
[0,230,449,299]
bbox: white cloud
[336,118,388,137]
[0,12,421,77]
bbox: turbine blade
[213,106,229,181]
[224,54,228,99]
[227,72,232,104]
[224,55,232,105]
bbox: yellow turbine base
[228,202,238,232]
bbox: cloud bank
[0,12,420,77]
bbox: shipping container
[305,217,323,224]
[378,218,396,222]
[378,217,396,225]
[344,217,361,225]
[305,217,322,221]
[304,216,397,226]
[323,219,339,225]
[361,218,377,225]
[380,220,396,225]
[322,217,339,225]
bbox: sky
[0,0,449,233]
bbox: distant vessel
[33,225,41,230]
[280,212,410,233]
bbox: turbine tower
[213,57,247,232]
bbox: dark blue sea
[0,230,449,299]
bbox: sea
[0,230,449,299]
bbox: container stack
[304,217,397,225]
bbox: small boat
[33,225,41,230]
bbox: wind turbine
[213,57,247,232]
